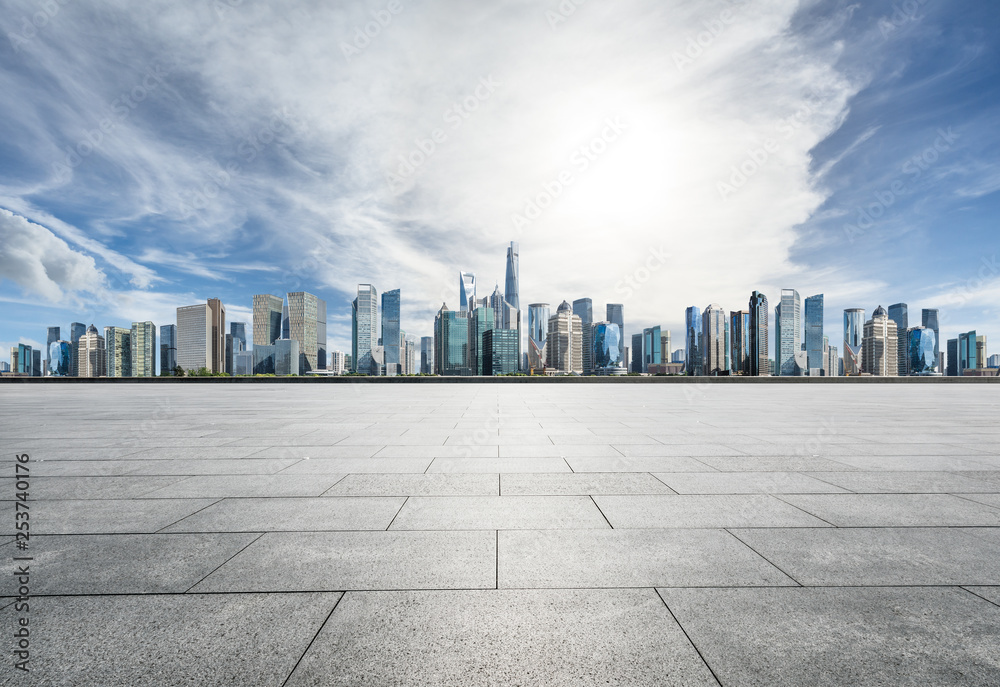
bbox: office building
[405,338,416,375]
[672,348,686,364]
[958,331,987,375]
[862,306,898,376]
[702,305,727,375]
[470,306,495,376]
[459,272,477,312]
[606,304,625,364]
[685,306,702,376]
[922,309,940,370]
[231,322,247,351]
[804,294,824,375]
[434,304,470,376]
[274,339,300,376]
[48,341,71,376]
[352,284,378,374]
[77,325,106,378]
[631,333,644,373]
[573,299,594,374]
[887,303,908,376]
[105,327,132,378]
[130,321,156,378]
[528,303,550,373]
[546,301,583,374]
[285,291,326,374]
[328,350,345,375]
[483,328,519,375]
[176,299,225,373]
[69,322,86,377]
[775,289,801,376]
[947,338,959,377]
[730,311,751,375]
[826,342,840,377]
[160,324,177,375]
[382,289,402,374]
[844,308,865,376]
[253,294,284,347]
[253,345,276,375]
[749,291,769,376]
[661,331,672,367]
[907,326,938,375]
[420,337,434,374]
[46,326,60,375]
[642,326,662,372]
[504,242,519,309]
[233,350,253,376]
[592,322,624,373]
[29,348,40,376]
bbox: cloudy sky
[1,0,998,362]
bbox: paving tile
[427,457,571,473]
[827,455,996,471]
[119,446,264,460]
[497,444,622,457]
[245,445,382,459]
[278,457,432,474]
[163,497,405,532]
[324,474,499,496]
[731,527,1000,585]
[499,529,795,588]
[615,444,746,457]
[375,445,499,458]
[125,459,301,476]
[501,473,675,495]
[957,493,1000,509]
[594,495,832,528]
[0,593,340,685]
[965,586,1000,606]
[566,456,715,473]
[192,531,496,592]
[25,475,187,499]
[778,493,1000,527]
[142,474,346,498]
[550,434,659,445]
[1,533,258,594]
[695,455,859,472]
[658,587,1000,686]
[24,498,217,534]
[389,496,610,530]
[284,589,718,686]
[804,471,1000,493]
[655,472,847,494]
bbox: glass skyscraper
[434,304,470,376]
[908,326,938,375]
[685,306,702,376]
[631,333,643,373]
[606,304,624,364]
[730,310,751,375]
[105,326,132,378]
[352,284,378,374]
[382,289,401,373]
[483,328,519,375]
[48,341,71,376]
[527,303,550,373]
[702,305,727,375]
[160,324,176,375]
[573,298,594,375]
[69,322,86,377]
[922,308,940,370]
[131,321,156,377]
[804,294,824,375]
[888,303,908,376]
[420,336,434,374]
[643,325,662,372]
[775,289,801,376]
[749,291,769,376]
[253,294,284,347]
[46,326,60,375]
[843,308,865,375]
[459,272,477,312]
[593,322,623,373]
[504,242,519,310]
[470,306,494,375]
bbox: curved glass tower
[592,322,622,372]
[908,327,938,375]
[459,272,477,312]
[527,303,550,372]
[843,308,865,375]
[504,242,519,311]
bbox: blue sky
[1,0,998,362]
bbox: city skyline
[1,2,999,363]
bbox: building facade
[459,272,477,312]
[730,310,750,375]
[483,328,519,375]
[907,326,938,375]
[105,326,132,378]
[420,337,434,374]
[606,304,624,365]
[160,324,177,375]
[527,303,550,373]
[434,304,470,376]
[77,325,106,378]
[253,294,284,347]
[804,294,824,375]
[862,306,898,376]
[843,308,865,376]
[132,321,156,377]
[775,289,801,376]
[382,289,401,374]
[685,306,702,376]
[546,301,583,374]
[592,322,623,373]
[352,284,378,374]
[702,305,727,375]
[888,303,908,376]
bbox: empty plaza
[3,381,1000,685]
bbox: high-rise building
[160,324,177,375]
[804,295,824,375]
[987,354,1000,368]
[253,345,276,374]
[642,326,662,372]
[730,311,751,375]
[69,322,86,377]
[470,306,495,376]
[606,304,625,364]
[352,284,378,374]
[922,309,940,370]
[775,289,801,376]
[46,326,60,375]
[749,292,769,376]
[176,299,225,373]
[329,351,346,375]
[592,322,624,374]
[907,326,938,375]
[30,347,41,376]
[459,272,477,312]
[887,303,908,376]
[231,322,247,351]
[131,321,156,377]
[253,294,284,347]
[434,303,470,376]
[957,331,987,375]
[381,289,401,374]
[672,348,686,364]
[843,308,865,375]
[285,292,326,374]
[405,338,416,375]
[483,328,519,375]
[573,298,594,375]
[504,242,519,310]
[631,333,643,373]
[826,342,840,377]
[862,306,898,376]
[420,337,434,374]
[661,331,672,367]
[105,327,132,378]
[947,338,959,376]
[77,325,106,378]
[48,341,71,376]
[685,306,702,376]
[228,322,247,375]
[11,345,23,375]
[274,338,300,376]
[527,303,550,373]
[546,301,583,374]
[701,305,727,375]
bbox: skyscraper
[775,289,801,376]
[30,349,41,377]
[434,303,470,376]
[685,306,702,376]
[420,336,434,374]
[381,289,401,375]
[160,324,176,375]
[48,341,71,376]
[631,333,643,373]
[483,329,519,375]
[862,306,897,376]
[459,272,477,312]
[826,342,840,377]
[593,322,624,374]
[730,310,751,375]
[573,298,594,375]
[46,326,60,375]
[14,344,31,376]
[908,326,938,375]
[643,325,662,372]
[606,304,624,364]
[253,294,284,347]
[287,291,326,374]
[804,294,824,375]
[702,305,727,375]
[274,338,300,376]
[131,321,156,377]
[105,327,132,378]
[546,301,583,374]
[352,284,378,374]
[922,308,940,369]
[69,322,86,377]
[77,325,106,378]
[231,322,247,351]
[504,242,519,310]
[947,338,959,377]
[843,308,865,375]
[958,331,986,374]
[177,299,226,374]
[749,291,769,376]
[528,303,550,373]
[470,306,495,375]
[887,303,908,376]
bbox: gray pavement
[2,382,999,685]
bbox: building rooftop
[3,383,1000,684]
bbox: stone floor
[2,382,1000,685]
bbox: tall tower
[253,294,284,347]
[922,308,940,372]
[888,303,908,376]
[730,311,751,375]
[46,326,60,375]
[131,321,157,377]
[381,289,401,374]
[573,298,594,375]
[702,305,727,375]
[749,291,769,376]
[843,308,865,375]
[352,284,378,374]
[528,303,550,373]
[546,301,583,374]
[804,294,824,375]
[459,272,477,312]
[685,306,702,376]
[775,289,801,376]
[287,292,325,373]
[69,322,86,377]
[504,242,519,310]
[606,304,624,365]
[862,306,898,376]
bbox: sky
[1,0,999,363]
